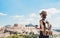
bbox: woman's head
[40,11,47,19]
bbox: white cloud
[18,18,35,25]
[28,13,39,25]
[10,15,24,19]
[19,21,30,25]
[46,8,60,14]
[29,13,39,21]
[39,8,60,14]
[29,13,37,18]
[39,8,60,18]
[17,13,38,25]
[53,17,60,29]
[0,13,7,16]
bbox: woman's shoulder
[39,19,44,23]
[40,18,43,21]
[39,19,42,22]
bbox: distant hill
[53,29,60,32]
[25,24,34,27]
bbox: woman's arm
[36,20,45,31]
[39,21,45,31]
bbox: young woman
[38,11,52,38]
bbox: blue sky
[0,0,60,29]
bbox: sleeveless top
[40,19,46,36]
[40,18,46,30]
